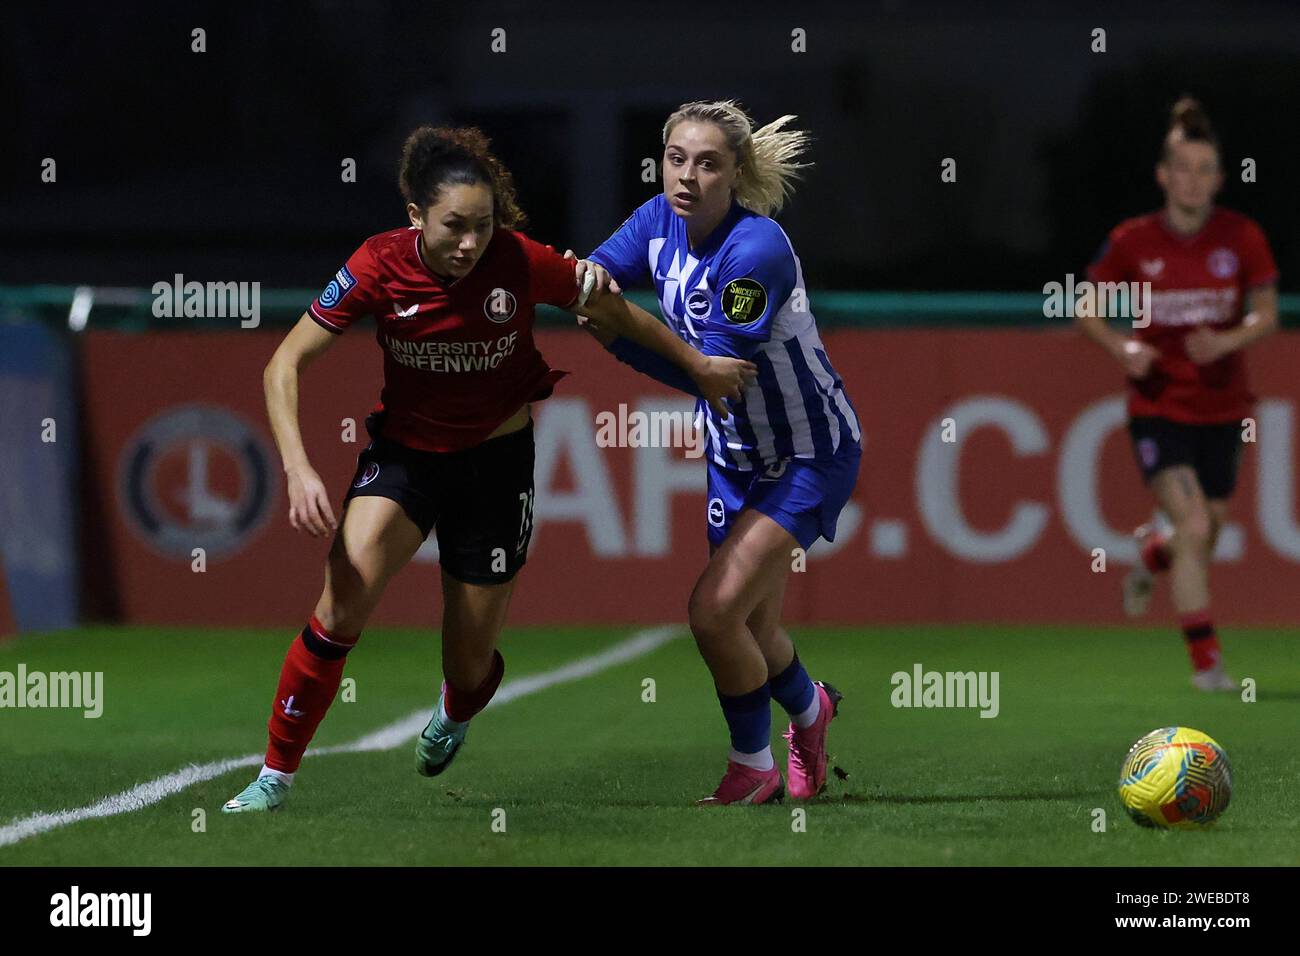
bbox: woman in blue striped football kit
[576,100,862,804]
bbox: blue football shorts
[705,448,862,551]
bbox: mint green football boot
[222,774,291,813]
[415,690,469,777]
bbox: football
[1118,726,1233,828]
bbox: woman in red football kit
[1077,98,1279,691]
[223,127,755,812]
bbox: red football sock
[1178,611,1220,672]
[265,616,359,773]
[1141,534,1171,574]
[443,650,505,723]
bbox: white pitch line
[0,625,682,849]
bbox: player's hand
[285,464,337,537]
[564,249,621,306]
[692,355,758,418]
[1184,327,1229,365]
[1118,338,1159,379]
[575,312,618,346]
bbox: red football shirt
[1087,207,1278,424]
[309,226,579,451]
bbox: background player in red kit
[1077,98,1279,691]
[223,127,755,812]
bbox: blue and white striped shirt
[590,194,860,471]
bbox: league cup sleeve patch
[318,264,357,310]
[720,278,768,325]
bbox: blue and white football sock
[729,746,775,772]
[770,651,820,728]
[718,683,774,770]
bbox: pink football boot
[696,760,785,806]
[784,681,843,800]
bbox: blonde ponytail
[662,100,812,217]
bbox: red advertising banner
[80,329,1300,627]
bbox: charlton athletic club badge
[1207,248,1238,280]
[484,287,517,323]
[118,404,274,559]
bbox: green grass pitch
[1,624,1297,865]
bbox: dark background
[5,1,1298,291]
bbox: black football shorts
[343,412,536,584]
[1127,416,1244,500]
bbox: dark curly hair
[398,126,527,229]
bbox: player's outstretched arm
[564,248,698,395]
[594,329,706,399]
[264,314,342,537]
[572,293,756,417]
